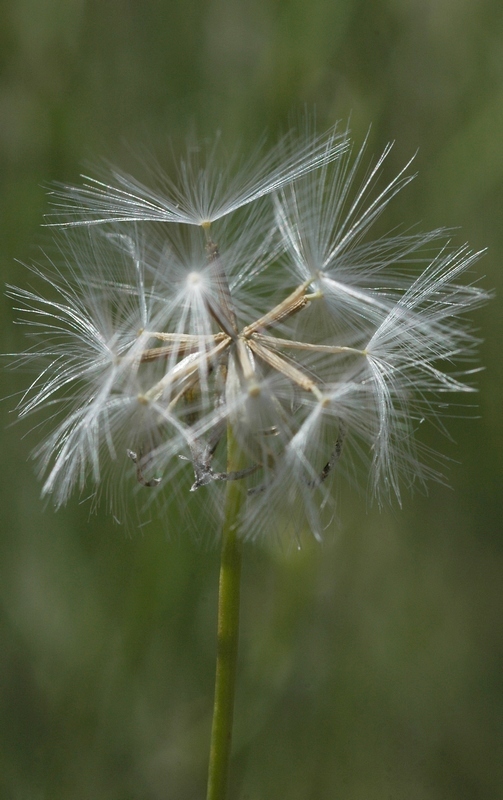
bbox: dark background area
[1,1,502,798]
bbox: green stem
[206,428,246,800]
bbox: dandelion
[7,122,489,800]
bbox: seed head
[7,124,490,541]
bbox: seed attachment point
[127,449,161,487]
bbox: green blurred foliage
[1,0,502,797]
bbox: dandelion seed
[47,122,349,229]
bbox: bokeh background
[1,1,502,798]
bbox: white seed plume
[7,125,490,540]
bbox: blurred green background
[1,1,502,798]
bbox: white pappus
[7,122,490,541]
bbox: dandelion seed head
[6,120,491,541]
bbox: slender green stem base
[206,430,246,800]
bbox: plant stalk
[206,428,246,800]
